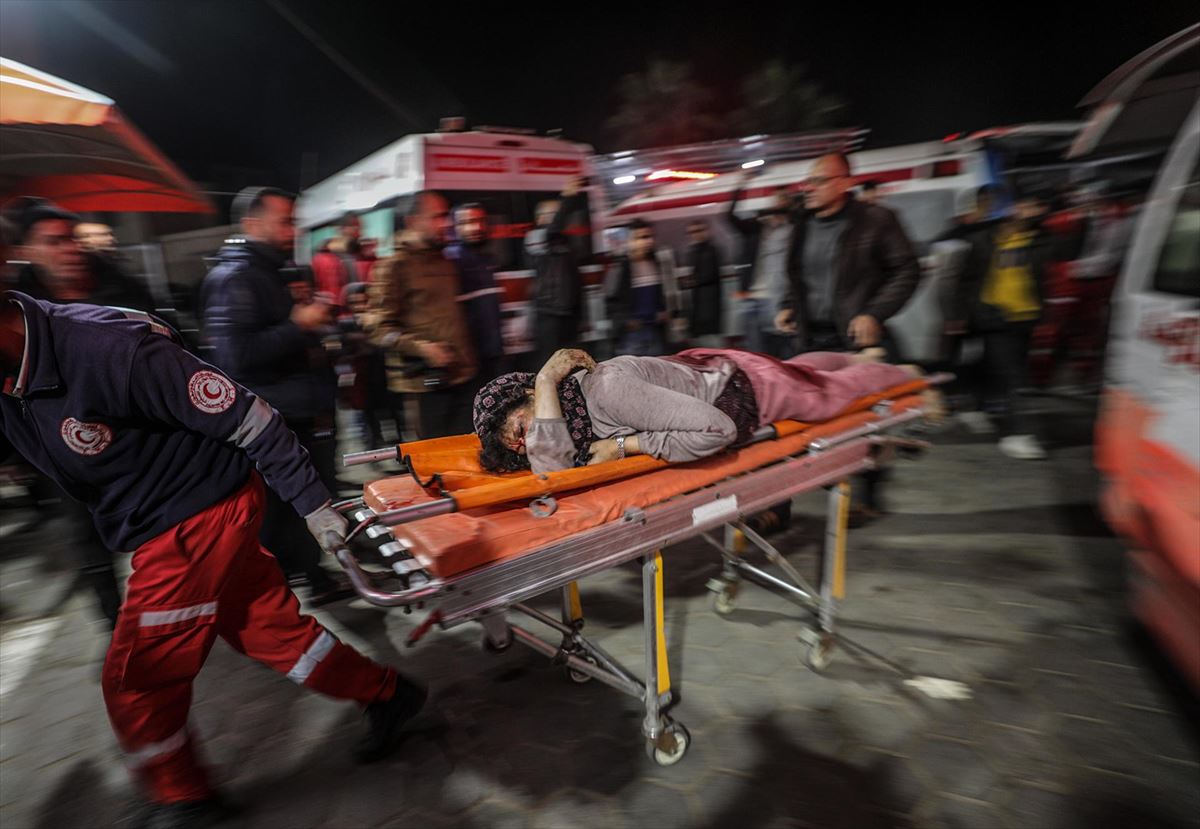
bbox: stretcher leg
[707,526,745,615]
[734,520,820,599]
[508,625,642,698]
[560,582,583,628]
[803,480,851,670]
[511,602,636,688]
[557,582,592,682]
[641,551,689,765]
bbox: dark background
[2,1,1196,193]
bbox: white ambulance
[295,122,609,354]
[1072,25,1200,690]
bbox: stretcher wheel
[565,654,598,684]
[646,721,690,766]
[481,634,512,653]
[712,583,739,616]
[805,639,834,671]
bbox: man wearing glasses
[775,152,920,520]
[774,153,919,354]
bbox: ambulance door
[1104,98,1199,467]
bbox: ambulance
[294,120,609,355]
[1071,25,1200,689]
[606,127,1079,362]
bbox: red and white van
[1073,25,1200,690]
[295,124,610,354]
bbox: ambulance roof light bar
[437,116,542,137]
[647,169,718,181]
[475,124,539,136]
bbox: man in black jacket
[685,220,723,347]
[774,153,921,355]
[526,176,587,365]
[200,187,351,605]
[774,153,921,520]
[447,202,507,401]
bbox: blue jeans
[619,325,666,356]
[738,297,772,353]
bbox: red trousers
[1029,264,1117,386]
[101,475,396,803]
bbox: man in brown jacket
[368,191,478,438]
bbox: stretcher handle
[807,407,925,452]
[331,545,444,607]
[343,446,399,467]
[373,496,458,527]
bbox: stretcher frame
[333,401,929,764]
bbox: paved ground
[1,396,1198,829]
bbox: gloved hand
[305,502,349,556]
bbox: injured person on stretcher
[473,346,940,474]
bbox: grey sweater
[525,355,739,473]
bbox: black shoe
[848,502,883,528]
[748,502,792,538]
[122,795,241,829]
[354,681,428,764]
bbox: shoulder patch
[188,370,236,414]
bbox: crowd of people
[1,158,1136,616]
[0,153,1132,827]
[932,179,1134,459]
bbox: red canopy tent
[0,57,213,214]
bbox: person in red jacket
[311,212,376,308]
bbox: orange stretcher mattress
[364,384,926,580]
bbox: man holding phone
[201,187,351,604]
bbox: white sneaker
[998,434,1047,460]
[958,410,996,435]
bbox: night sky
[2,1,1197,193]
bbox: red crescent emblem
[187,370,236,414]
[60,418,113,456]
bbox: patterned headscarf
[472,372,534,438]
[472,372,595,468]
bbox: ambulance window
[440,190,593,271]
[1152,155,1200,298]
[442,191,524,271]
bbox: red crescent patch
[187,370,236,414]
[60,418,113,456]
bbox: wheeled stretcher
[333,376,943,765]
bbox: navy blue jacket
[445,242,505,363]
[200,242,336,421]
[0,293,329,551]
